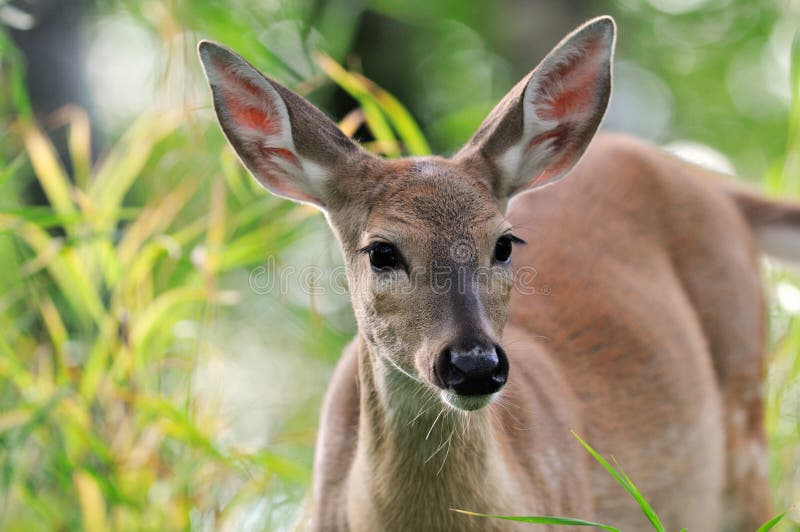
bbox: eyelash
[494,233,525,264]
[505,234,526,245]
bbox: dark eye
[494,235,517,264]
[368,243,400,271]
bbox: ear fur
[458,16,616,199]
[198,41,361,208]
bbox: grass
[454,433,787,531]
[0,106,316,529]
[0,36,426,528]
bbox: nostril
[434,348,464,389]
[447,366,465,386]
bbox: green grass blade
[22,126,76,217]
[450,509,619,531]
[63,106,93,191]
[361,80,431,156]
[571,432,665,532]
[89,112,181,219]
[0,151,27,190]
[755,511,786,532]
[73,469,110,532]
[0,29,33,120]
[315,53,429,158]
[315,53,398,156]
[344,71,431,156]
[129,287,209,350]
[2,214,104,327]
[78,316,118,402]
[115,178,199,267]
[781,28,800,194]
[315,52,431,156]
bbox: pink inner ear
[259,146,299,165]
[535,38,604,123]
[203,48,327,206]
[227,96,282,136]
[215,65,303,168]
[214,61,284,137]
[522,37,608,187]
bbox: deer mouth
[440,390,498,411]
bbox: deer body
[200,17,779,532]
[313,134,768,531]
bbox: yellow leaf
[73,470,109,532]
[22,125,76,216]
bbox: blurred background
[0,0,799,530]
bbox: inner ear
[457,16,615,200]
[516,23,614,188]
[199,41,366,209]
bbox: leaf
[315,51,431,155]
[116,178,199,268]
[89,111,181,222]
[22,125,76,216]
[1,214,104,326]
[135,395,226,462]
[337,108,365,138]
[0,332,34,391]
[449,509,619,531]
[73,470,109,532]
[571,432,665,532]
[39,297,69,380]
[59,105,93,190]
[0,30,33,120]
[782,28,800,194]
[755,511,786,532]
[0,409,30,433]
[203,177,227,278]
[129,286,209,350]
[79,315,118,402]
[0,151,27,190]
[315,52,401,157]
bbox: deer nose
[435,343,509,396]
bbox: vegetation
[0,0,798,530]
[456,433,787,530]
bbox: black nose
[435,343,509,395]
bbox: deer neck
[346,336,521,530]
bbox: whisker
[425,427,451,465]
[376,349,428,386]
[426,407,445,441]
[409,395,436,426]
[436,426,456,476]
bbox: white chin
[441,390,495,411]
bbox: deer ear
[198,41,361,209]
[457,16,615,199]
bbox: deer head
[199,16,615,413]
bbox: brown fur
[312,134,773,531]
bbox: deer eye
[494,234,524,264]
[365,242,401,271]
[494,236,513,263]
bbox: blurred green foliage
[0,0,799,530]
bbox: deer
[198,16,791,531]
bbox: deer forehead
[361,159,505,251]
